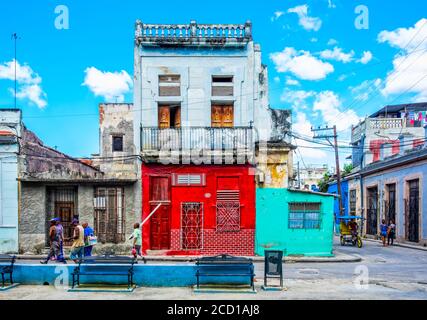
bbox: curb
[15,254,361,264]
[363,238,427,252]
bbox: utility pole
[297,161,301,189]
[11,33,19,108]
[312,125,344,216]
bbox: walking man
[82,222,95,257]
[67,219,85,263]
[40,219,60,264]
[387,219,396,246]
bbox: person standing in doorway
[380,219,388,247]
[388,219,396,246]
[82,222,95,257]
[40,219,60,264]
[67,219,85,263]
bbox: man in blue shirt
[82,222,95,257]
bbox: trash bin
[264,250,284,288]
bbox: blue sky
[1,0,427,166]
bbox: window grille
[181,202,203,250]
[216,201,241,232]
[288,202,321,229]
[94,187,125,244]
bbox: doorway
[406,180,420,243]
[149,176,171,250]
[366,187,378,236]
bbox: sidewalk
[363,238,427,252]
[15,251,361,264]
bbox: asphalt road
[1,238,427,300]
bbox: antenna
[11,33,20,109]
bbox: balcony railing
[141,127,256,153]
[135,20,252,46]
[368,118,405,130]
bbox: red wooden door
[150,177,171,250]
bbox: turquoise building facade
[0,109,21,254]
[255,188,335,257]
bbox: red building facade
[141,164,255,256]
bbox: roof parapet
[135,20,252,47]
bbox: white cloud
[293,112,328,160]
[310,37,318,43]
[328,0,336,9]
[83,67,133,102]
[378,19,427,99]
[270,47,334,80]
[287,4,322,32]
[378,18,427,51]
[320,47,355,63]
[313,91,361,131]
[271,11,285,21]
[280,89,314,110]
[327,38,338,46]
[0,59,46,108]
[358,51,373,64]
[273,76,281,83]
[285,77,300,86]
[350,78,382,101]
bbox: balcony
[140,127,256,163]
[351,117,425,144]
[135,20,252,47]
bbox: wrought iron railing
[140,126,256,152]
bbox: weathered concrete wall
[19,183,46,253]
[256,142,294,189]
[97,103,137,180]
[20,127,102,181]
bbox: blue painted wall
[9,263,251,287]
[363,161,427,241]
[256,188,335,257]
[327,180,349,232]
[0,110,21,254]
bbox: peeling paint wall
[0,109,21,253]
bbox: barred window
[289,203,321,229]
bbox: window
[211,105,234,128]
[212,76,234,96]
[112,136,123,152]
[159,75,180,96]
[172,173,206,186]
[94,188,125,244]
[158,105,181,129]
[181,203,203,250]
[288,203,321,229]
[349,190,357,216]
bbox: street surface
[1,238,427,300]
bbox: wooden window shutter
[158,106,170,129]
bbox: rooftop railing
[135,20,252,46]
